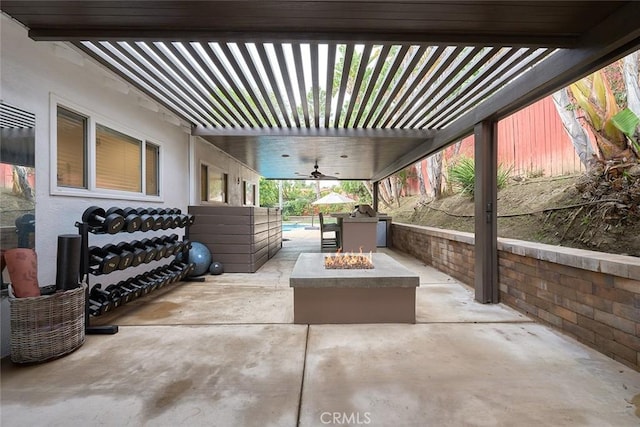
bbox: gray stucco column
[474,120,499,303]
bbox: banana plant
[611,107,640,157]
[569,70,637,162]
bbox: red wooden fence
[406,95,589,195]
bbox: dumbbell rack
[76,208,194,335]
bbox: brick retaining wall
[391,222,640,371]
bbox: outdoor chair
[319,212,341,251]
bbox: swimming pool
[282,223,311,231]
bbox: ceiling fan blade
[309,162,338,179]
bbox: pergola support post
[372,181,379,212]
[474,120,499,303]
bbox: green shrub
[448,156,511,196]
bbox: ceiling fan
[308,161,338,180]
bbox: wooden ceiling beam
[26,29,580,48]
[192,126,435,140]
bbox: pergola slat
[352,45,392,128]
[167,42,237,128]
[416,47,499,128]
[324,44,337,128]
[371,45,427,128]
[86,42,207,126]
[310,43,321,128]
[379,45,444,128]
[254,43,292,128]
[333,44,354,128]
[407,46,483,129]
[392,46,464,128]
[180,42,251,128]
[138,42,227,127]
[219,43,273,127]
[436,49,554,129]
[116,42,217,126]
[361,45,410,128]
[204,43,263,127]
[420,47,519,129]
[273,43,301,128]
[236,43,281,128]
[292,44,311,128]
[343,44,373,128]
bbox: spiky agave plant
[448,156,511,197]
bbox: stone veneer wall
[391,222,640,371]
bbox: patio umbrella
[311,192,357,205]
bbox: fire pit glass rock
[324,252,374,269]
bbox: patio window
[56,107,87,188]
[54,100,162,199]
[244,181,255,206]
[201,164,227,203]
[145,142,160,196]
[96,124,142,192]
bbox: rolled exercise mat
[56,234,82,291]
[4,248,40,297]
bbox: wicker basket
[9,284,86,363]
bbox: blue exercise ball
[187,242,212,277]
[209,261,224,275]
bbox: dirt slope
[387,174,640,257]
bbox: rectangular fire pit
[290,253,419,324]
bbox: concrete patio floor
[2,227,639,426]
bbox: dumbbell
[82,206,125,234]
[90,283,117,311]
[166,209,182,229]
[128,240,157,264]
[157,235,178,257]
[153,267,176,285]
[148,268,173,287]
[134,208,155,232]
[130,275,154,294]
[162,264,183,281]
[160,209,177,229]
[88,246,120,275]
[106,283,129,305]
[173,213,188,228]
[173,261,195,280]
[141,238,166,261]
[106,207,142,233]
[151,236,172,258]
[139,208,163,231]
[114,242,146,267]
[166,262,190,281]
[102,243,135,270]
[118,279,143,299]
[147,208,172,230]
[141,271,164,290]
[162,234,180,255]
[137,271,161,291]
[173,239,192,263]
[88,299,106,316]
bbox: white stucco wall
[190,136,261,206]
[1,15,190,284]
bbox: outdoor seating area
[2,227,639,426]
